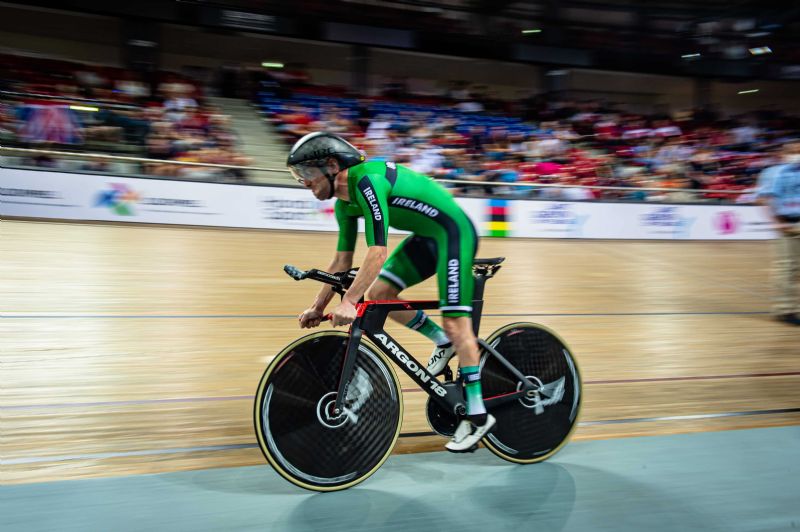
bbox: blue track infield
[2,425,798,532]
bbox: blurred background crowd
[266,77,799,202]
[4,51,795,203]
[1,0,799,204]
[0,53,252,181]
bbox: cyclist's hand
[331,300,357,327]
[299,307,324,329]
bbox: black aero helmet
[287,132,364,169]
[286,132,365,198]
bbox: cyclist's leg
[435,220,480,369]
[368,235,436,325]
[368,235,453,357]
[441,317,478,365]
[436,213,479,366]
[434,216,495,450]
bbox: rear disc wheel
[480,322,582,463]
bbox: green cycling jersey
[334,161,478,316]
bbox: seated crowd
[3,51,798,202]
[0,53,250,181]
[265,82,799,203]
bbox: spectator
[755,140,800,325]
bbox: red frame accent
[356,299,438,317]
[484,390,523,400]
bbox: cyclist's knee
[367,279,400,300]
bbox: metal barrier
[0,146,750,202]
[0,90,139,111]
[0,146,281,173]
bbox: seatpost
[471,273,488,337]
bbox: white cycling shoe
[445,414,496,453]
[427,342,456,376]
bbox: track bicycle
[254,257,582,491]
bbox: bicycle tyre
[480,322,582,464]
[254,330,402,491]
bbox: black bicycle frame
[332,298,539,417]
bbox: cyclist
[289,131,494,452]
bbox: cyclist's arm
[353,174,389,248]
[335,199,358,252]
[310,251,354,312]
[343,245,387,306]
[308,200,358,312]
[342,174,390,305]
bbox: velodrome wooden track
[2,220,799,485]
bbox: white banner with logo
[510,200,775,240]
[0,169,342,229]
[0,169,775,240]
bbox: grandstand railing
[0,146,752,204]
[0,90,140,111]
[0,146,261,173]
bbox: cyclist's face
[291,159,338,200]
[308,173,332,200]
[289,163,323,187]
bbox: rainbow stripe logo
[95,183,141,216]
[486,199,511,237]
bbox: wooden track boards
[2,221,798,483]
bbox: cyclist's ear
[325,157,341,176]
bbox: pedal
[442,366,454,382]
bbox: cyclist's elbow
[367,245,388,262]
[333,251,354,269]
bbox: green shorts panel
[379,215,478,315]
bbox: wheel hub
[517,376,543,409]
[316,391,348,429]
